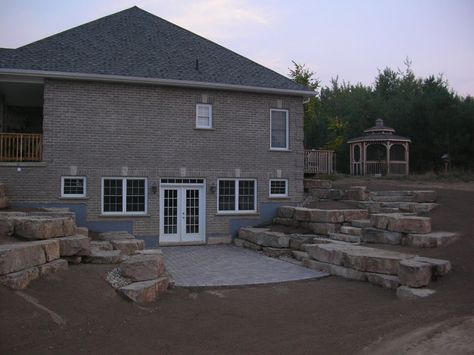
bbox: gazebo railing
[365,160,408,175]
[366,161,386,175]
[389,161,408,175]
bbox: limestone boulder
[111,239,145,255]
[83,249,122,264]
[262,247,292,258]
[340,226,362,236]
[412,190,437,203]
[414,256,451,277]
[404,231,459,248]
[326,189,344,200]
[305,243,347,266]
[277,206,295,219]
[387,215,431,234]
[238,227,268,244]
[398,259,432,287]
[343,209,369,222]
[0,242,47,275]
[343,247,414,275]
[397,286,436,299]
[64,256,82,264]
[36,240,60,262]
[351,219,372,228]
[234,238,262,251]
[291,250,309,261]
[57,235,91,256]
[303,258,365,281]
[307,222,338,235]
[119,277,169,303]
[293,207,313,222]
[0,218,14,237]
[91,240,113,251]
[0,196,9,209]
[13,216,66,240]
[366,273,400,289]
[273,217,299,227]
[308,209,345,223]
[0,266,39,289]
[343,186,368,201]
[328,232,360,243]
[289,235,318,251]
[120,254,166,281]
[38,259,68,277]
[75,227,89,237]
[97,231,135,241]
[361,227,403,245]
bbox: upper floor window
[270,109,288,150]
[61,176,86,198]
[101,178,147,215]
[196,104,213,129]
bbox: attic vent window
[195,59,199,71]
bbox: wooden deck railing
[304,149,335,174]
[0,133,43,162]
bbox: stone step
[83,249,122,264]
[119,276,169,303]
[361,227,403,245]
[238,228,290,248]
[262,247,292,258]
[340,226,362,236]
[371,213,431,234]
[397,286,436,299]
[57,235,91,256]
[121,253,166,281]
[8,216,76,240]
[370,194,416,202]
[328,232,360,243]
[110,239,145,255]
[351,219,372,228]
[304,179,333,190]
[302,258,366,281]
[291,250,309,261]
[279,256,303,266]
[403,231,460,248]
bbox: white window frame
[101,177,148,216]
[217,178,257,214]
[196,103,213,129]
[270,109,289,150]
[269,179,288,198]
[61,176,87,198]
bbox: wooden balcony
[304,149,335,174]
[0,133,43,162]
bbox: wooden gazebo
[347,119,411,176]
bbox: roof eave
[0,68,316,97]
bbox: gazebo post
[405,142,410,175]
[386,142,392,175]
[349,143,353,175]
[363,142,367,176]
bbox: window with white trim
[270,109,289,150]
[218,179,256,213]
[61,176,86,198]
[102,178,147,215]
[196,104,212,129]
[269,179,288,197]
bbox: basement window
[101,178,147,215]
[269,179,288,198]
[61,176,86,198]
[217,179,256,213]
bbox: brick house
[0,7,314,246]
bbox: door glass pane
[186,189,199,234]
[163,189,178,234]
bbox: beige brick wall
[0,79,305,241]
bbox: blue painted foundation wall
[13,201,296,248]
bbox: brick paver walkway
[161,245,329,287]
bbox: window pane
[163,189,178,234]
[126,179,145,212]
[238,180,255,211]
[218,180,235,211]
[270,180,287,195]
[197,115,210,127]
[103,179,123,212]
[197,104,212,128]
[271,111,287,148]
[63,178,84,195]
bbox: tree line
[290,60,474,173]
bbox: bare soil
[1,179,473,355]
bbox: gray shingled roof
[347,134,411,143]
[0,7,312,94]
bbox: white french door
[159,181,205,244]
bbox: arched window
[390,144,405,161]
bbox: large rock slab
[90,240,113,251]
[307,222,338,235]
[361,227,403,245]
[397,286,436,299]
[292,250,309,261]
[371,213,431,234]
[404,231,460,248]
[36,240,60,262]
[412,190,437,203]
[234,238,262,251]
[238,228,290,248]
[343,186,368,201]
[306,243,416,275]
[328,232,360,243]
[0,218,14,237]
[111,239,145,255]
[0,196,9,209]
[351,219,372,228]
[293,207,313,222]
[0,242,49,274]
[398,259,432,287]
[303,258,366,281]
[343,209,369,222]
[366,273,400,289]
[277,206,295,219]
[120,254,166,281]
[308,209,345,223]
[75,226,89,237]
[289,234,318,251]
[414,256,451,277]
[238,227,268,244]
[262,247,292,258]
[38,259,68,277]
[83,249,122,264]
[340,226,362,236]
[273,217,299,227]
[97,231,136,241]
[57,235,91,256]
[0,266,39,289]
[119,277,169,303]
[13,216,66,240]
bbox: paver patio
[161,245,328,287]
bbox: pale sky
[1,0,473,96]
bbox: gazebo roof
[347,119,411,144]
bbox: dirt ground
[1,178,473,355]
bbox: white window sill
[216,211,259,216]
[268,196,290,199]
[194,127,215,131]
[58,196,88,200]
[0,162,47,167]
[269,149,291,152]
[99,213,150,218]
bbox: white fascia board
[0,68,316,97]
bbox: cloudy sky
[1,0,473,96]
